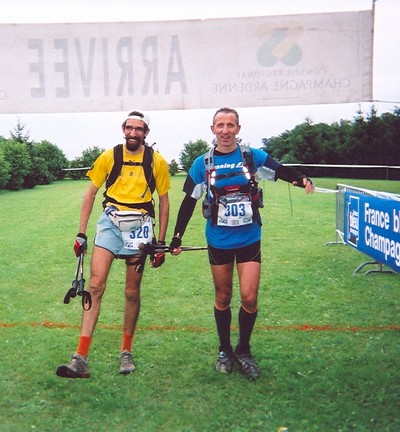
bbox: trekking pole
[63,253,92,311]
[138,243,208,255]
[76,253,92,311]
[64,254,82,304]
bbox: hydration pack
[203,144,264,226]
[102,144,156,217]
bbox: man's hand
[149,252,165,268]
[148,241,166,268]
[169,236,182,256]
[74,233,87,257]
[149,242,166,268]
[293,176,315,194]
[302,177,315,194]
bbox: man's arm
[274,165,315,194]
[173,194,197,239]
[79,182,99,234]
[157,192,170,242]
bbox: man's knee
[88,276,106,299]
[215,288,232,309]
[241,293,258,313]
[241,302,258,314]
[124,285,140,303]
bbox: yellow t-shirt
[87,144,170,211]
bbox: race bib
[217,194,253,227]
[106,208,154,250]
[121,219,154,250]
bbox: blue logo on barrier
[347,195,359,247]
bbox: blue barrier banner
[344,192,400,272]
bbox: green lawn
[0,177,399,432]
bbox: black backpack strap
[103,144,156,215]
[104,143,155,192]
[142,145,155,194]
[105,144,123,189]
[240,145,255,175]
[240,145,263,226]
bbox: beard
[125,138,142,152]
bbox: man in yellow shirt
[57,110,170,378]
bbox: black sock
[214,306,232,353]
[237,306,258,354]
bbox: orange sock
[76,336,91,357]
[121,333,133,352]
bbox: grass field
[0,177,399,432]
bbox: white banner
[0,11,373,114]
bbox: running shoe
[234,350,260,380]
[119,350,135,375]
[215,351,235,374]
[56,353,90,379]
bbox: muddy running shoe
[56,353,90,379]
[234,350,260,380]
[215,351,235,374]
[119,350,135,375]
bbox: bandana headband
[126,114,150,127]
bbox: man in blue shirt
[169,107,314,380]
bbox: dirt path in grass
[1,321,399,332]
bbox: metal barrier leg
[354,261,397,275]
[325,230,346,246]
[365,263,397,276]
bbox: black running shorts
[207,240,261,265]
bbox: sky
[0,0,399,163]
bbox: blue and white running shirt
[186,146,279,249]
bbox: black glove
[74,233,87,257]
[296,175,313,188]
[169,236,182,252]
[149,242,166,268]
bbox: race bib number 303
[217,200,253,227]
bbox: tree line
[262,106,400,180]
[0,106,399,191]
[0,121,69,190]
